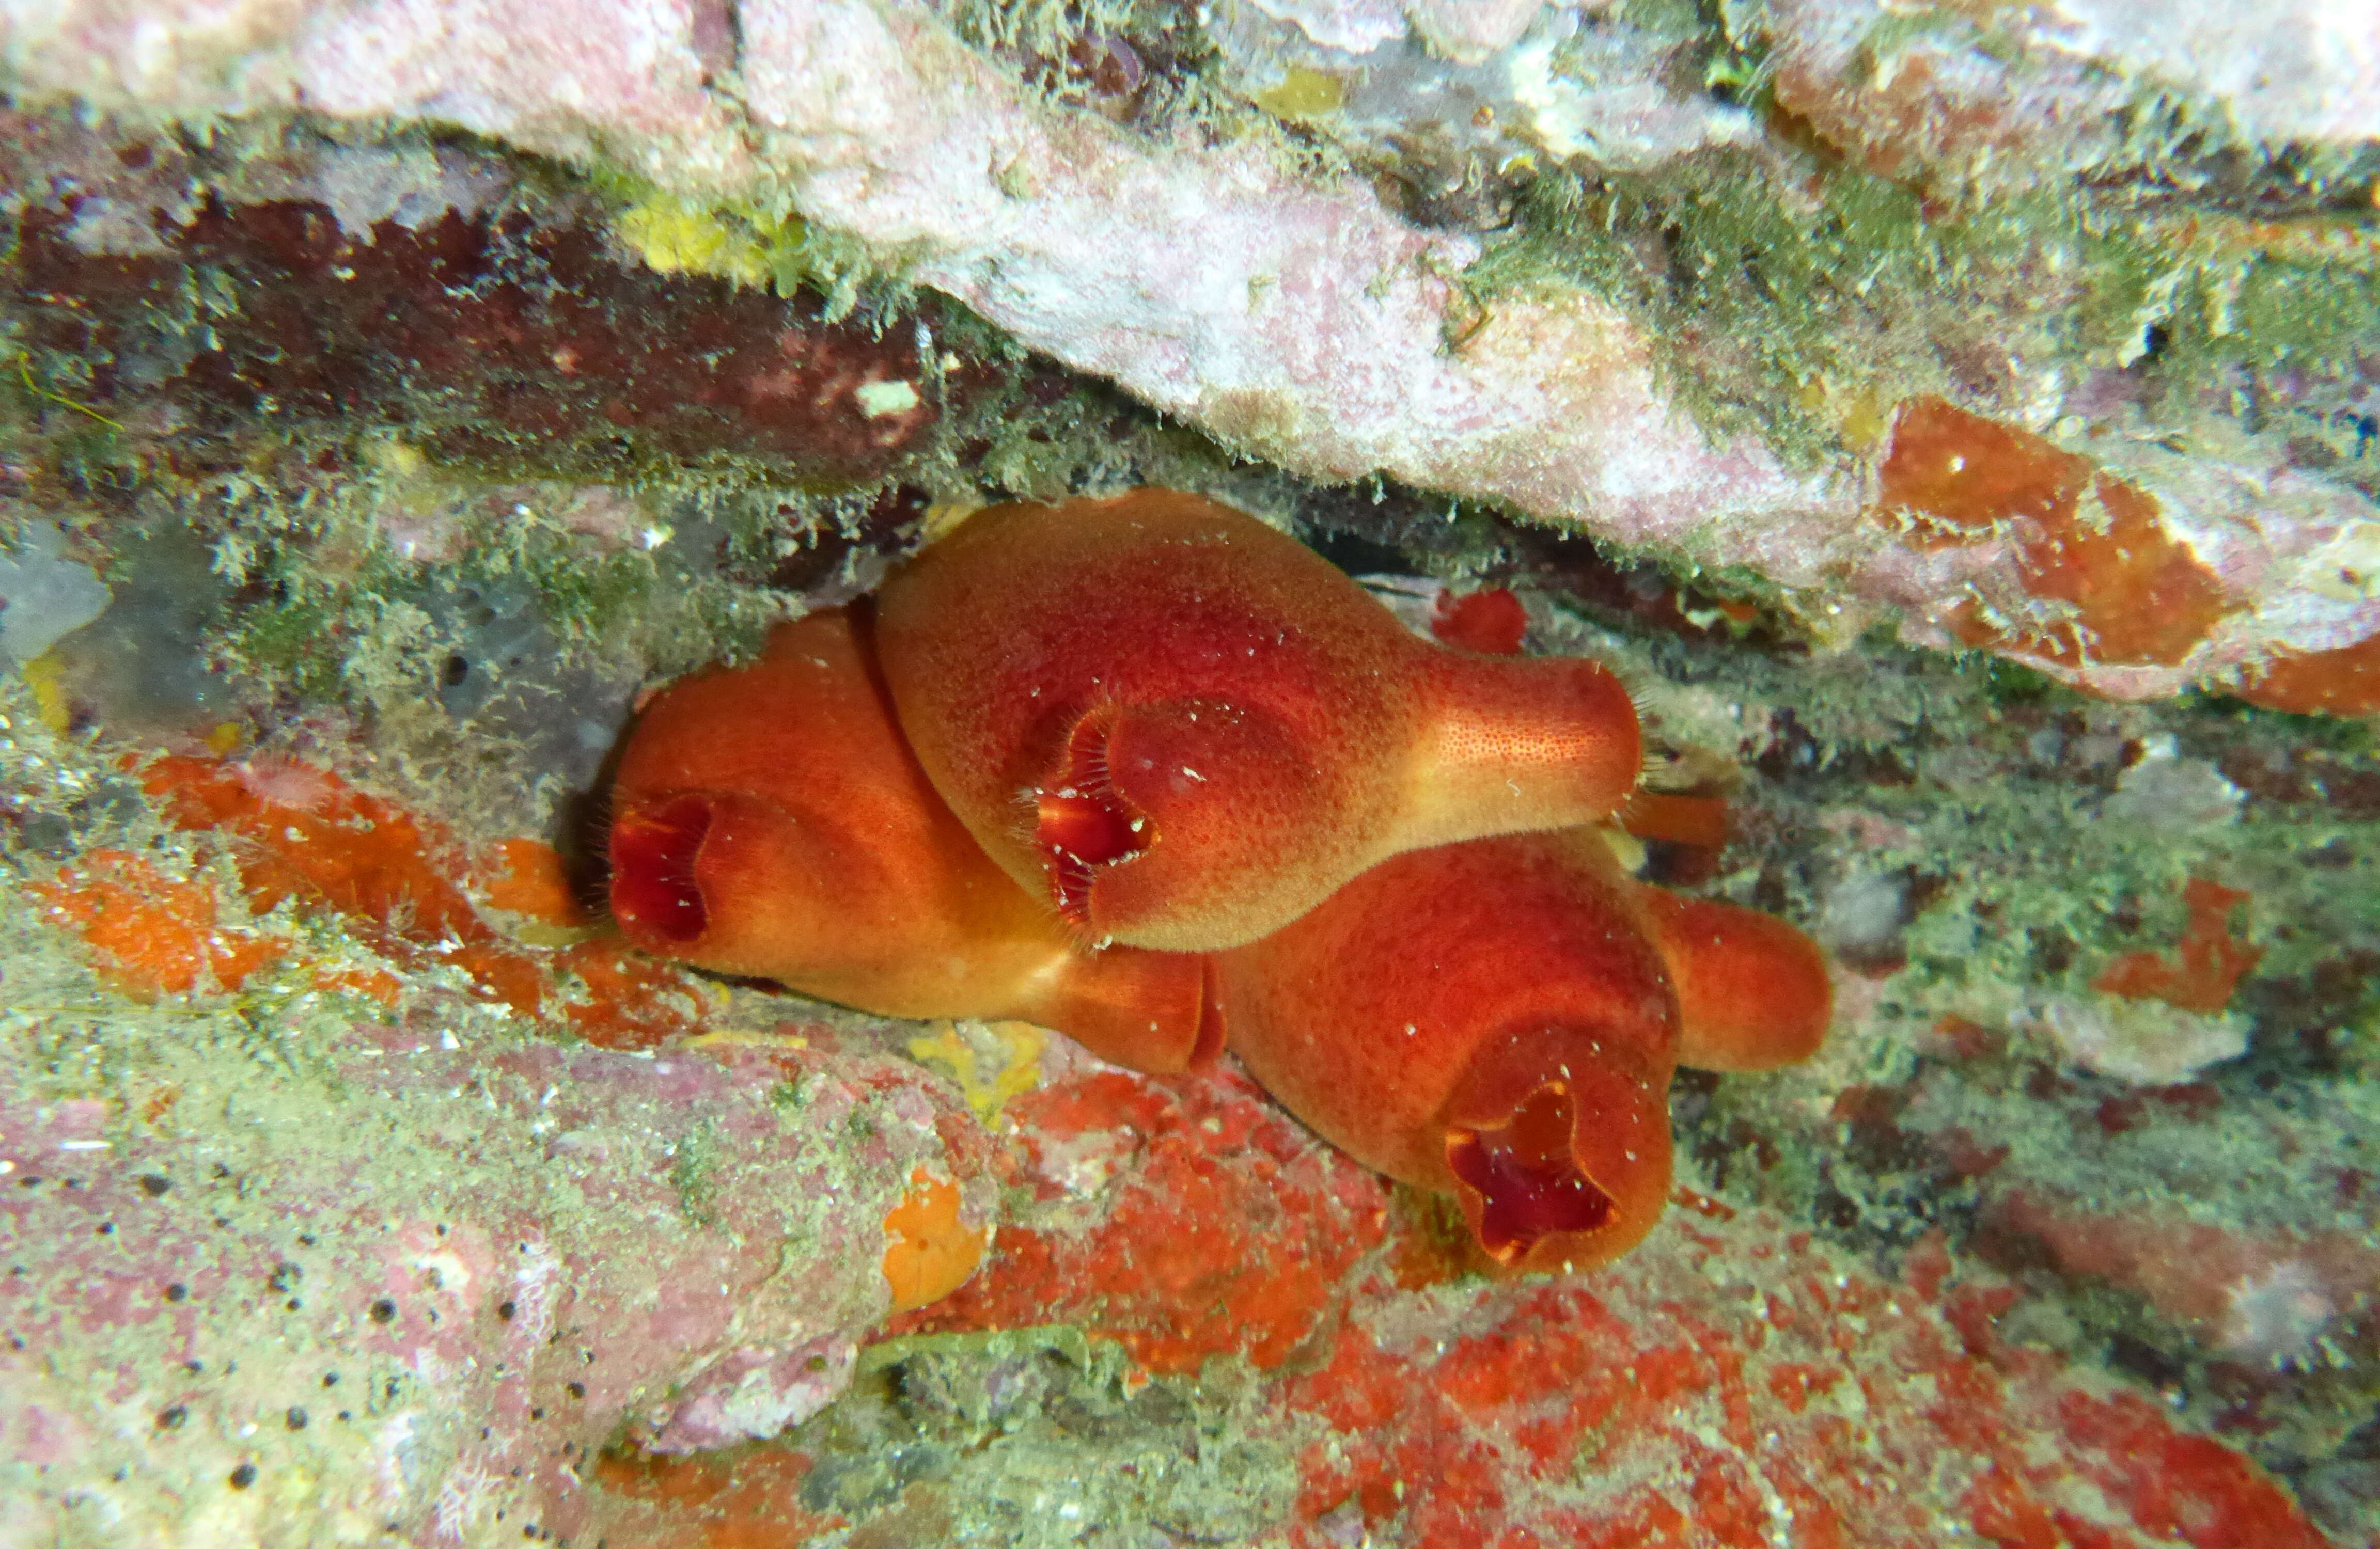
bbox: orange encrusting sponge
[1214,830,1830,1273]
[2091,876,2263,1015]
[28,848,287,998]
[139,753,551,1017]
[873,489,1643,953]
[1875,396,2236,668]
[881,1166,989,1313]
[605,606,1217,1074]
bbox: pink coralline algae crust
[1987,1189,2380,1370]
[1765,0,2380,198]
[863,1058,2336,1548]
[731,0,1832,543]
[0,0,753,189]
[0,1027,988,1546]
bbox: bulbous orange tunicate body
[873,489,1645,953]
[606,606,1216,1072]
[1214,830,1830,1272]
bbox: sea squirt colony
[606,488,1833,1272]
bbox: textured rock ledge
[6,0,2376,707]
[0,1023,977,1545]
[0,683,993,1547]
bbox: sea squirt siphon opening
[1445,1081,1614,1264]
[609,795,715,944]
[1036,708,1152,926]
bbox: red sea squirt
[1215,828,1831,1270]
[612,505,1826,1273]
[873,489,1644,952]
[606,606,1215,1072]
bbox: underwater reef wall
[1,5,2377,1549]
[3,0,2378,707]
